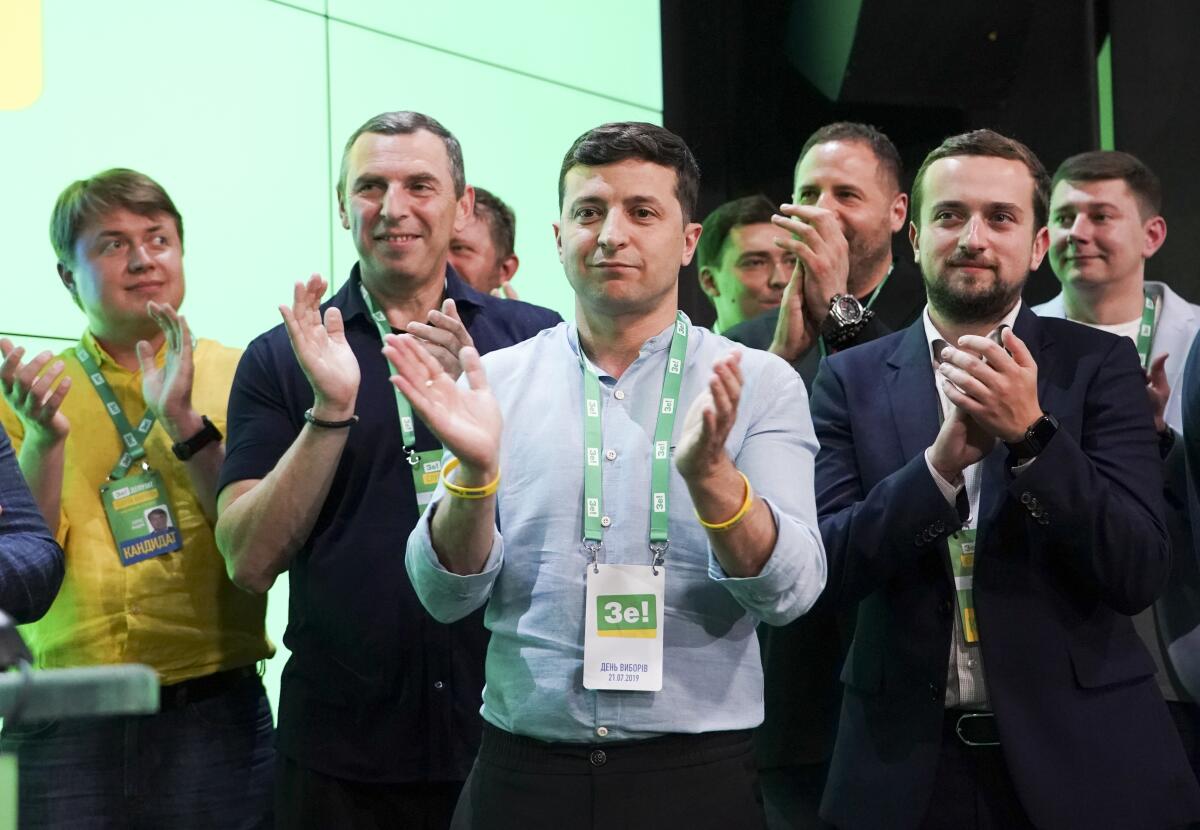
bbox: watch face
[832,295,864,325]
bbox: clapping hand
[280,274,361,420]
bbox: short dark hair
[50,168,183,266]
[696,195,777,271]
[558,122,700,222]
[911,129,1050,229]
[471,187,516,259]
[1053,150,1162,220]
[337,111,466,200]
[798,122,903,192]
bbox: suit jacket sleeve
[809,358,961,611]
[1007,336,1169,615]
[0,425,64,623]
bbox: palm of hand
[142,351,190,421]
[423,379,502,472]
[300,333,361,404]
[674,391,717,479]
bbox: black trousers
[451,723,766,830]
[274,753,462,830]
[915,710,1035,830]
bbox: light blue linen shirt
[406,316,826,743]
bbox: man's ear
[698,267,719,298]
[1029,225,1050,271]
[908,221,921,262]
[680,222,703,266]
[890,192,909,233]
[553,223,564,264]
[498,254,519,282]
[337,191,350,230]
[454,186,476,234]
[58,262,82,309]
[1143,215,1168,259]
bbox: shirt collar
[566,311,692,373]
[79,329,165,373]
[922,301,1022,364]
[341,262,485,325]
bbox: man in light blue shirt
[393,122,826,830]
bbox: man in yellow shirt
[0,168,274,828]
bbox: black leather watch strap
[171,415,222,461]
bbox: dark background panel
[661,0,1194,325]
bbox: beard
[924,263,1025,325]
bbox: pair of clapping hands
[767,204,852,361]
[0,302,194,446]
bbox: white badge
[583,563,665,691]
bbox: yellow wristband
[695,471,754,532]
[441,457,501,499]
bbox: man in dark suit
[724,122,925,391]
[811,129,1200,829]
[735,123,925,830]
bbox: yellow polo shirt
[0,332,273,685]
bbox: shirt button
[589,749,607,767]
[433,681,445,690]
[604,450,617,461]
[929,682,941,701]
[966,658,977,670]
[595,726,609,737]
[614,390,626,400]
[600,516,612,527]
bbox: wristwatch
[1006,413,1059,461]
[820,294,875,348]
[172,415,223,461]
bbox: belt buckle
[955,712,1000,747]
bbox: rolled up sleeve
[708,355,827,626]
[405,493,505,624]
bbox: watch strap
[171,415,223,461]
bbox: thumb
[441,297,462,322]
[459,346,490,392]
[135,340,156,375]
[323,305,346,340]
[1149,353,1169,384]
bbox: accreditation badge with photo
[100,469,183,566]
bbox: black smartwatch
[820,294,875,348]
[1006,413,1059,461]
[172,415,222,461]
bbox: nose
[958,216,985,254]
[1067,213,1090,242]
[381,184,408,221]
[814,190,836,212]
[127,242,152,273]
[767,258,792,290]
[597,211,628,251]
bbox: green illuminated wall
[1,0,662,714]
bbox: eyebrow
[931,200,1024,214]
[94,224,166,239]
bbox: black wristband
[304,408,359,429]
[172,415,223,461]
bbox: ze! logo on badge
[596,594,657,638]
[1,1,43,111]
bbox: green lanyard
[360,284,427,466]
[1136,285,1163,370]
[75,345,156,480]
[580,312,689,568]
[817,264,892,358]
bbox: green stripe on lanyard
[359,283,430,466]
[818,264,891,359]
[580,312,689,565]
[1136,285,1162,370]
[75,345,156,480]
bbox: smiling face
[910,155,1048,324]
[794,139,907,289]
[555,158,702,321]
[338,129,471,290]
[59,207,185,342]
[1048,178,1164,293]
[702,222,794,330]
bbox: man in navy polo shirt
[214,110,560,829]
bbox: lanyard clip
[582,541,602,574]
[405,448,421,467]
[650,541,668,575]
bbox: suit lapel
[886,321,941,463]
